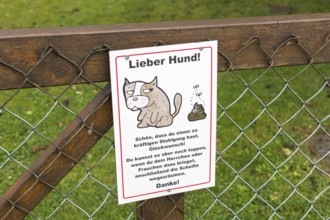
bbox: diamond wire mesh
[0,33,329,220]
[184,36,330,220]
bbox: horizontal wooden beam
[0,13,330,90]
[0,84,113,219]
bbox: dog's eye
[127,91,134,95]
[143,89,153,93]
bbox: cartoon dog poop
[188,102,207,121]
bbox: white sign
[109,41,217,204]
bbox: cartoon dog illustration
[123,77,182,128]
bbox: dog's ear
[124,78,130,85]
[150,76,158,86]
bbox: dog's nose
[133,97,138,101]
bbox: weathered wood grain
[137,193,184,220]
[0,13,330,90]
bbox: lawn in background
[0,1,329,219]
[1,0,330,29]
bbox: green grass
[0,0,330,29]
[0,1,330,219]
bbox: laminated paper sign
[109,41,217,204]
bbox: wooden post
[137,193,184,220]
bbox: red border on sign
[115,46,214,200]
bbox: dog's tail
[172,93,182,118]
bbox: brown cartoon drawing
[188,84,207,122]
[123,77,182,128]
[188,102,207,121]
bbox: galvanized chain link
[0,32,329,219]
[188,34,329,220]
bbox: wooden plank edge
[0,13,329,39]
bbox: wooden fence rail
[1,13,330,91]
[0,13,330,219]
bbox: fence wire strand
[0,30,329,220]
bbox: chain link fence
[0,15,329,219]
